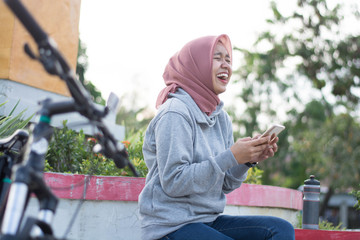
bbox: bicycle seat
[0,129,29,151]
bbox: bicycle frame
[0,129,29,225]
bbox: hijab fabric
[156,34,232,115]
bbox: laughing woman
[138,34,295,240]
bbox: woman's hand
[230,136,271,164]
[256,134,279,163]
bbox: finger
[253,136,270,146]
[270,136,279,144]
[258,154,270,162]
[270,133,276,141]
[253,134,261,140]
[268,148,275,157]
[273,143,278,152]
[240,137,252,142]
[254,143,270,153]
[262,147,273,156]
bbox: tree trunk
[320,187,333,217]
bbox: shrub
[350,185,360,211]
[45,121,147,177]
[121,128,148,177]
[295,213,346,230]
[319,220,345,230]
[45,121,126,176]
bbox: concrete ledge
[43,172,303,210]
[24,172,303,239]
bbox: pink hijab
[156,34,232,115]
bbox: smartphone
[260,124,285,141]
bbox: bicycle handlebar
[0,129,29,152]
[4,0,137,176]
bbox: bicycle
[1,0,138,239]
[0,129,29,222]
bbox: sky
[78,0,358,116]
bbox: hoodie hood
[168,88,224,127]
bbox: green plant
[295,213,346,230]
[46,121,87,173]
[0,101,33,137]
[45,121,124,176]
[319,220,345,231]
[294,212,302,229]
[244,167,263,185]
[350,185,360,210]
[45,121,147,177]
[121,127,148,177]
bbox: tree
[230,0,360,190]
[76,38,106,106]
[75,38,153,140]
[115,91,153,138]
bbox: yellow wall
[0,0,81,96]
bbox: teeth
[217,73,228,78]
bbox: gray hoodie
[138,89,249,240]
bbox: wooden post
[0,0,81,96]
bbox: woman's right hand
[230,136,270,164]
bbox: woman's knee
[270,216,295,239]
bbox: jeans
[159,215,295,240]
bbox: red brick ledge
[295,229,360,240]
[44,172,302,210]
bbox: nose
[221,61,232,71]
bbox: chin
[215,89,226,95]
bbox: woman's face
[212,42,232,95]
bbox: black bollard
[302,175,320,229]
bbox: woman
[138,34,295,240]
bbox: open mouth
[217,73,229,83]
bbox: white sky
[78,0,358,114]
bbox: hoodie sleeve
[153,110,238,197]
[222,113,249,194]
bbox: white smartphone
[260,124,285,141]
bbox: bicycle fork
[1,119,58,239]
[1,182,28,235]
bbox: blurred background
[2,0,358,230]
